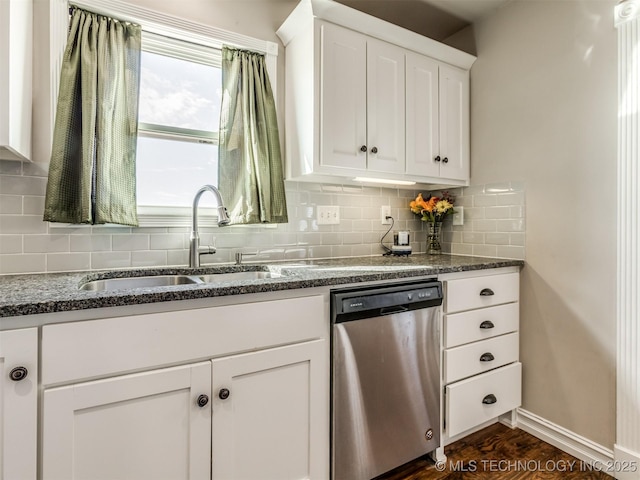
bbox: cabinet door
[212,339,328,480]
[438,65,469,181]
[320,22,367,171]
[406,52,440,177]
[366,38,406,174]
[43,362,212,480]
[0,328,37,480]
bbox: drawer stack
[443,272,522,439]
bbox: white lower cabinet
[442,270,521,443]
[43,362,213,480]
[212,340,325,480]
[446,362,522,438]
[41,295,329,480]
[0,328,38,480]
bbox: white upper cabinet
[366,38,406,174]
[320,23,405,174]
[277,0,475,188]
[320,23,367,171]
[406,54,470,181]
[0,0,32,162]
[438,65,470,181]
[406,52,440,178]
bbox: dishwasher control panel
[331,280,442,322]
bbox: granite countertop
[0,254,524,318]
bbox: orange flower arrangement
[410,192,455,223]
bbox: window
[137,33,222,212]
[48,0,278,227]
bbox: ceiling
[334,0,512,42]
[420,0,513,22]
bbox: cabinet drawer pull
[480,288,495,297]
[434,155,441,162]
[360,145,367,152]
[479,352,495,362]
[442,157,449,163]
[218,388,230,400]
[9,366,28,381]
[196,394,209,408]
[479,320,495,329]
[482,394,497,405]
[370,146,378,154]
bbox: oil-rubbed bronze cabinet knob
[482,394,497,405]
[196,394,209,408]
[218,388,230,400]
[9,366,28,381]
[360,145,367,152]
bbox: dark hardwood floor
[376,423,613,479]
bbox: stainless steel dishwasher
[331,279,442,480]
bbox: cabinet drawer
[445,272,519,313]
[446,362,521,438]
[444,302,519,348]
[444,332,519,383]
[42,295,326,386]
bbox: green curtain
[43,7,141,226]
[218,46,288,225]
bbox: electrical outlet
[317,205,340,225]
[452,206,464,226]
[381,206,392,224]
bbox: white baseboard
[516,408,614,468]
[613,445,640,480]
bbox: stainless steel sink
[79,270,282,291]
[79,275,201,291]
[196,271,281,282]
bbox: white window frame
[46,0,278,228]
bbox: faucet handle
[198,245,216,256]
[235,252,258,265]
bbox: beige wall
[470,0,617,447]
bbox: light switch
[452,206,464,226]
[317,205,340,225]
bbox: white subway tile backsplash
[473,244,498,257]
[0,160,22,175]
[112,234,149,251]
[473,220,498,232]
[91,251,131,270]
[451,243,473,255]
[473,194,498,207]
[24,234,70,253]
[0,254,46,274]
[149,234,186,250]
[0,176,47,196]
[23,196,45,215]
[47,252,91,272]
[497,245,525,259]
[0,215,48,234]
[496,219,525,232]
[510,233,526,246]
[484,206,512,219]
[342,232,363,245]
[0,195,22,214]
[484,182,513,193]
[0,235,22,254]
[485,232,510,245]
[132,251,168,267]
[440,181,525,260]
[0,175,525,274]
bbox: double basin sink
[80,269,281,292]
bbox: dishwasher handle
[379,306,409,316]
